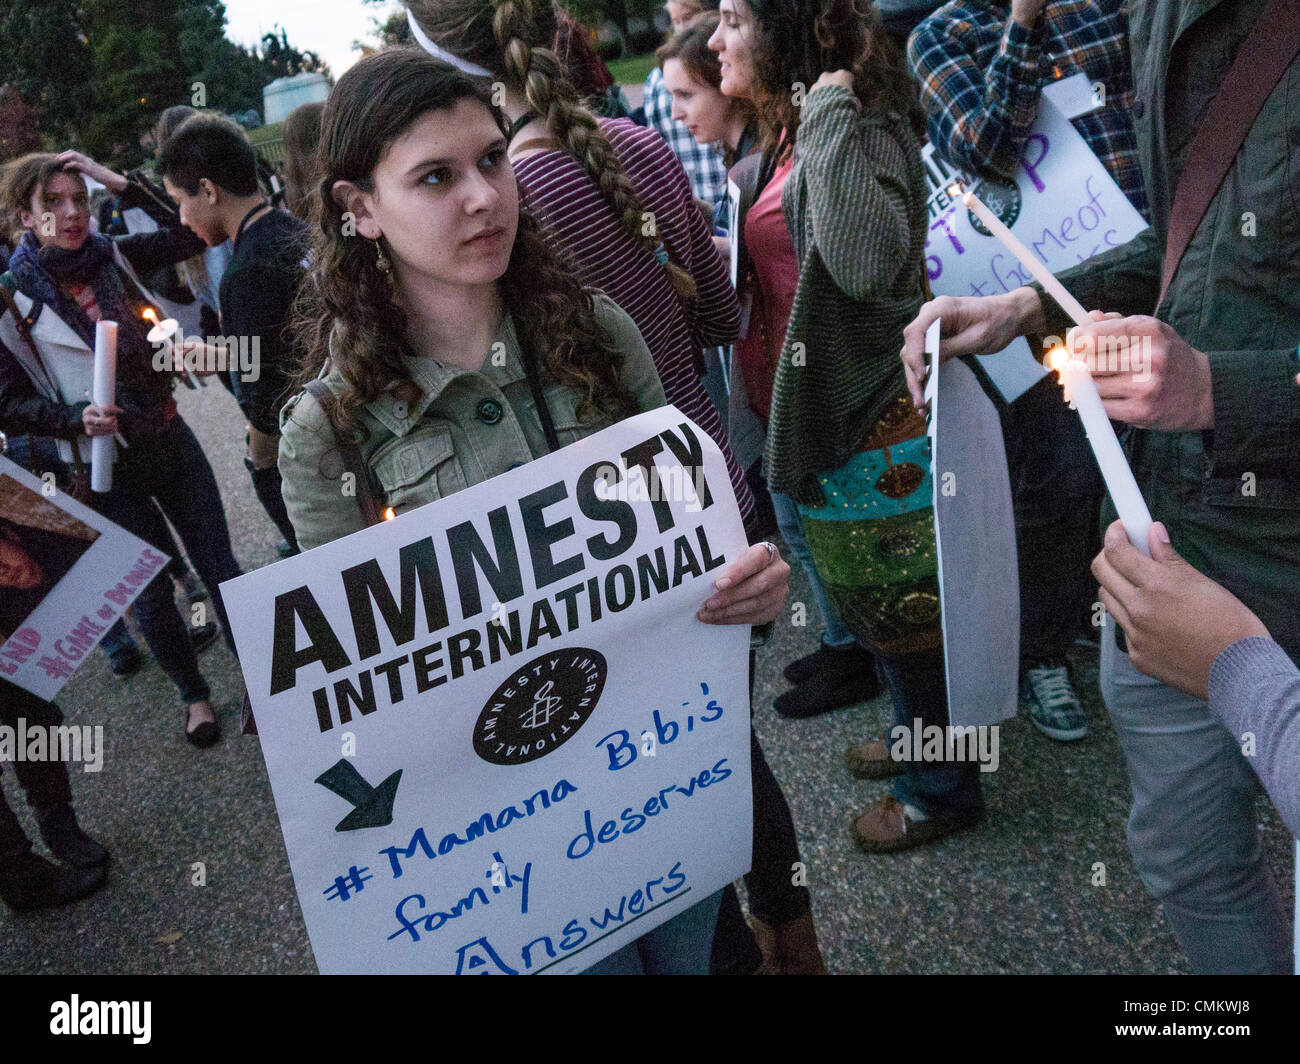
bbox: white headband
[406,8,494,78]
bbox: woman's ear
[330,180,382,240]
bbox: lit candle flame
[142,307,159,326]
[383,507,396,521]
[1048,347,1074,405]
[946,182,964,199]
[1047,347,1071,373]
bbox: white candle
[1048,350,1153,555]
[145,315,179,347]
[961,188,1091,327]
[146,314,200,389]
[91,320,117,492]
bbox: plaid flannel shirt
[908,0,1149,220]
[643,66,730,209]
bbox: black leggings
[745,652,810,925]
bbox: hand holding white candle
[1048,348,1153,555]
[90,320,117,492]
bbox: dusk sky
[223,0,402,80]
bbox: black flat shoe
[781,641,883,698]
[36,807,110,869]
[185,706,221,748]
[0,850,108,912]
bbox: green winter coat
[1039,0,1300,657]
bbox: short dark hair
[158,114,259,196]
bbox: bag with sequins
[795,394,940,657]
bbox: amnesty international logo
[967,177,1021,236]
[472,649,607,766]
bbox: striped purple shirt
[513,118,753,521]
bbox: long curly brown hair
[406,0,697,305]
[293,47,640,442]
[746,0,924,152]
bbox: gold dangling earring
[374,238,392,278]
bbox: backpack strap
[1158,0,1300,310]
[303,378,385,528]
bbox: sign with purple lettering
[221,407,753,974]
[922,81,1149,401]
[0,455,165,700]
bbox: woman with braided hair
[404,0,756,530]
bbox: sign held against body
[222,407,753,974]
[0,456,165,700]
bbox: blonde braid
[489,0,697,304]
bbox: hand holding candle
[1048,347,1153,555]
[91,320,117,492]
[945,182,1155,555]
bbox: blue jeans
[1100,623,1291,974]
[584,889,723,975]
[882,647,984,821]
[769,489,854,648]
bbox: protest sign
[222,407,753,974]
[921,78,1149,401]
[0,455,166,700]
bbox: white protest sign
[921,84,1149,401]
[222,406,753,974]
[924,322,1019,729]
[0,456,166,700]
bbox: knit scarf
[7,231,172,437]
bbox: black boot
[775,642,884,719]
[36,806,110,869]
[0,847,108,912]
[245,457,299,555]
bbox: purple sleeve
[1209,636,1300,837]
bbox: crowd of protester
[0,0,1296,976]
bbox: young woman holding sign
[279,48,790,975]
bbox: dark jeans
[882,646,984,821]
[0,681,72,854]
[83,417,242,702]
[99,618,135,658]
[1001,374,1104,664]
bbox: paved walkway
[1,372,1292,974]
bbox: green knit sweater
[765,84,928,506]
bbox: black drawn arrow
[314,760,402,832]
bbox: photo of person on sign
[0,475,100,641]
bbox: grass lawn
[606,52,659,86]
